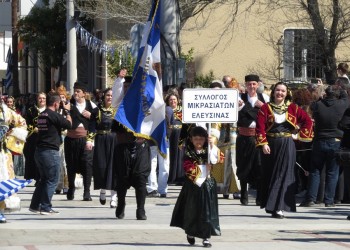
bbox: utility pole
[66,0,77,94]
[160,0,179,86]
[11,0,20,96]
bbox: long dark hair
[101,88,112,103]
[270,82,293,103]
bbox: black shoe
[325,203,335,207]
[160,193,167,198]
[271,212,284,219]
[83,192,92,201]
[55,189,61,194]
[299,200,316,207]
[187,235,195,245]
[233,192,241,199]
[147,190,159,197]
[202,238,212,247]
[223,194,229,199]
[347,215,350,220]
[67,188,75,200]
[136,208,147,220]
[240,198,248,206]
[29,207,41,214]
[115,203,125,219]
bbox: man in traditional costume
[64,82,98,201]
[236,74,269,205]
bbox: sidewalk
[1,183,350,250]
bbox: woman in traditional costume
[23,92,46,182]
[166,92,185,184]
[92,88,118,208]
[256,82,313,218]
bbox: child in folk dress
[170,126,223,247]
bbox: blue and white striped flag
[4,46,13,89]
[0,179,32,201]
[115,0,167,156]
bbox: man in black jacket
[64,82,98,201]
[29,94,72,214]
[300,85,349,207]
[236,74,269,205]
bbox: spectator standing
[337,63,349,82]
[29,94,72,215]
[147,105,174,197]
[300,84,348,207]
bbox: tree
[256,0,350,83]
[74,0,255,53]
[75,1,350,82]
[17,0,67,89]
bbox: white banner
[182,88,239,123]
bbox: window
[283,28,325,81]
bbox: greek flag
[115,0,167,156]
[0,179,32,201]
[4,46,13,89]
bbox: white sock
[276,210,283,215]
[110,190,117,201]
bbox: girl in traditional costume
[170,126,222,247]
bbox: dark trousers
[64,137,93,194]
[115,141,151,212]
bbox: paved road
[1,183,350,250]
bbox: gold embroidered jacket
[256,102,313,146]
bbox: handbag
[335,148,350,167]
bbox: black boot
[240,181,248,205]
[67,188,75,200]
[115,189,127,219]
[135,186,147,220]
[136,208,147,220]
[83,190,92,201]
[115,202,125,219]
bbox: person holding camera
[29,93,72,215]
